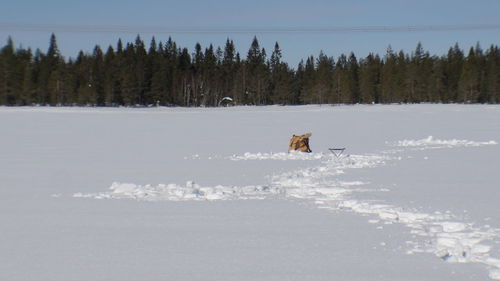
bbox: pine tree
[0,37,18,105]
[133,35,148,105]
[431,56,447,103]
[103,46,117,105]
[299,55,316,104]
[201,45,216,106]
[380,46,396,103]
[19,48,35,105]
[347,53,360,103]
[120,43,137,105]
[406,43,426,102]
[47,62,66,105]
[458,47,480,102]
[73,51,90,104]
[38,33,63,105]
[190,42,204,106]
[143,37,158,105]
[269,42,293,104]
[314,51,334,104]
[232,52,247,104]
[333,54,348,103]
[444,43,464,102]
[221,39,236,103]
[396,51,409,102]
[359,53,381,103]
[178,47,192,106]
[294,59,305,104]
[245,36,268,104]
[485,45,499,103]
[474,43,489,103]
[150,41,168,106]
[92,45,106,105]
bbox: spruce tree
[314,51,334,104]
[359,53,381,103]
[269,42,293,104]
[333,54,348,103]
[458,47,480,102]
[201,45,216,106]
[178,47,192,106]
[347,53,360,103]
[246,36,268,104]
[444,43,464,102]
[221,39,236,103]
[380,46,396,103]
[0,37,17,105]
[19,48,35,105]
[38,33,63,105]
[485,45,499,103]
[150,41,168,106]
[300,55,316,104]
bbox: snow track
[74,181,281,201]
[229,150,329,161]
[74,136,500,280]
[395,136,497,149]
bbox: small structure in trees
[218,97,235,107]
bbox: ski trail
[74,136,500,280]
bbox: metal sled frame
[328,148,346,159]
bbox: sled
[328,148,346,159]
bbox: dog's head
[289,133,312,152]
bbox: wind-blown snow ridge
[74,181,282,201]
[73,153,385,202]
[395,136,497,149]
[229,151,329,161]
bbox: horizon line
[2,22,500,34]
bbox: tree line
[0,34,499,106]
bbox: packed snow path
[75,136,500,280]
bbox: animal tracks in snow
[74,136,500,280]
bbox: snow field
[3,104,500,281]
[75,136,500,280]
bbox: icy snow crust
[75,136,500,279]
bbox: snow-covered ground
[1,104,499,281]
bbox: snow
[395,136,498,149]
[74,181,281,201]
[230,150,329,160]
[1,104,500,281]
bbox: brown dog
[288,133,312,153]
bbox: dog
[288,133,312,153]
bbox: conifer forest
[0,34,499,106]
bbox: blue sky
[1,0,499,67]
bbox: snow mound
[74,153,385,202]
[74,181,281,201]
[396,136,497,149]
[491,269,500,280]
[229,151,329,161]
